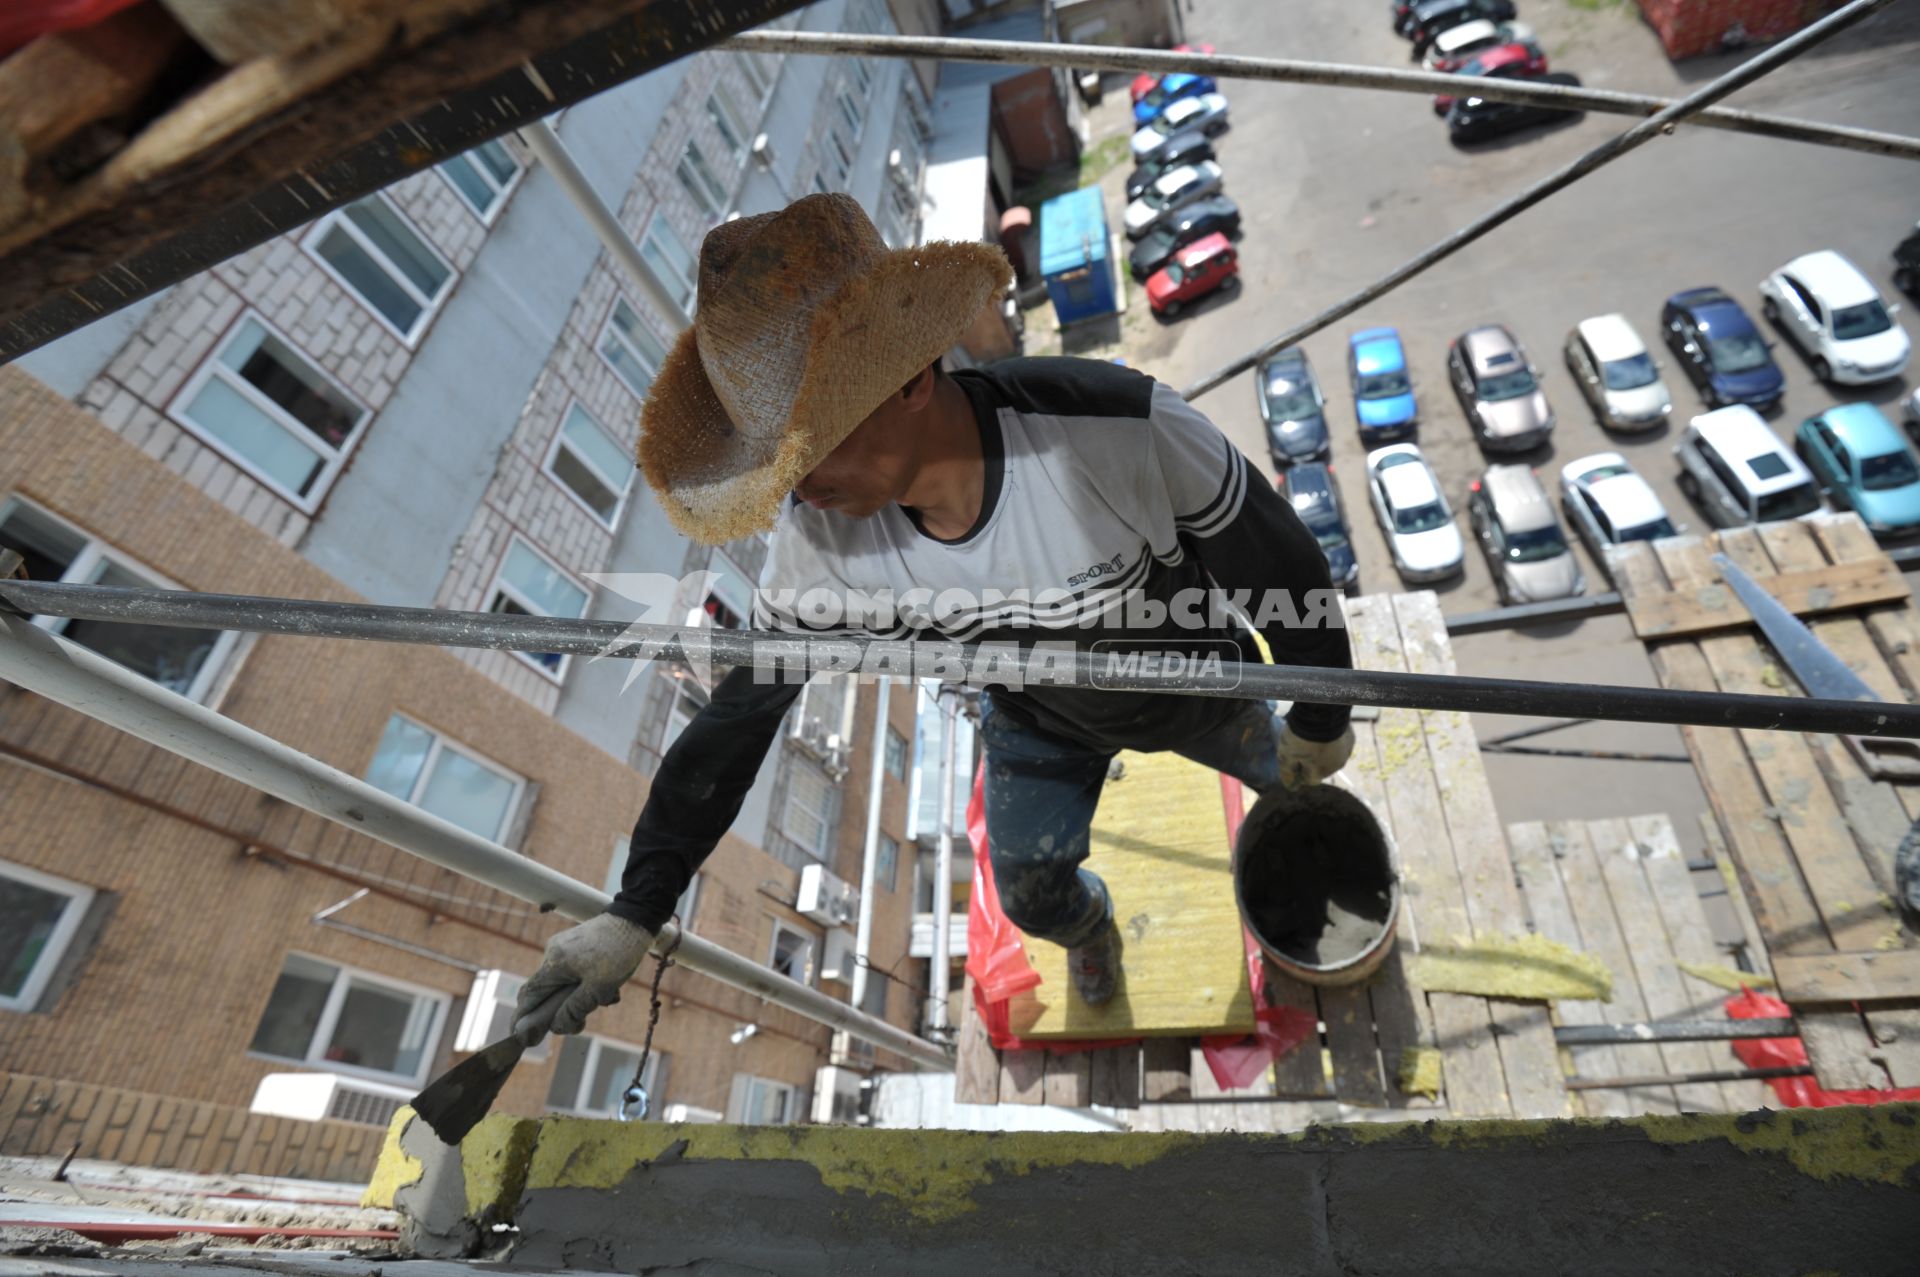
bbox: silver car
[1564,314,1672,432]
[1448,324,1554,453]
[1467,465,1584,603]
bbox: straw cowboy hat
[637,193,1012,544]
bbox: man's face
[792,375,927,518]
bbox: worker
[513,194,1352,1042]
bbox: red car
[1130,42,1217,105]
[1146,232,1237,316]
[1430,43,1549,116]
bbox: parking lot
[1070,0,1920,846]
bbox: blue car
[1348,327,1419,440]
[1660,287,1787,411]
[1794,403,1920,536]
[1133,72,1218,126]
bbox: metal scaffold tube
[5,577,1920,739]
[0,609,952,1071]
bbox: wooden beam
[1623,553,1908,640]
[1774,950,1920,1003]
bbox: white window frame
[825,129,853,186]
[876,832,899,893]
[836,86,865,142]
[300,193,456,346]
[247,952,449,1086]
[782,759,834,859]
[168,311,372,514]
[677,138,729,221]
[485,534,592,682]
[728,1073,799,1125]
[768,919,816,986]
[659,673,709,754]
[850,58,873,94]
[605,837,700,928]
[541,399,633,529]
[546,1034,664,1118]
[436,138,525,224]
[883,726,910,782]
[638,216,698,316]
[0,858,96,1014]
[0,496,239,704]
[597,295,669,400]
[372,712,526,843]
[706,88,750,165]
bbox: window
[836,88,864,141]
[248,953,447,1084]
[728,1074,798,1125]
[365,714,525,842]
[876,833,898,893]
[707,89,749,164]
[305,196,454,342]
[544,402,633,527]
[677,139,729,220]
[640,216,698,315]
[769,920,815,985]
[660,675,709,754]
[439,139,522,221]
[812,171,832,197]
[598,297,668,399]
[851,58,873,94]
[783,761,834,858]
[0,858,96,1014]
[0,499,237,703]
[862,969,887,1017]
[486,537,591,679]
[883,727,909,782]
[171,315,369,509]
[545,1034,665,1117]
[604,838,700,928]
[827,130,854,185]
[695,549,754,632]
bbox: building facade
[1,0,952,1173]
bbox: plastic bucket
[1233,779,1401,988]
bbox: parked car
[1895,222,1920,297]
[1409,0,1519,55]
[1258,348,1331,467]
[1448,324,1555,453]
[1660,287,1787,411]
[1432,42,1550,116]
[1283,462,1360,591]
[1122,161,1223,239]
[1425,18,1538,71]
[1794,403,1920,536]
[1349,327,1419,442]
[1908,386,1920,433]
[1146,232,1237,317]
[1130,43,1215,105]
[1446,72,1583,144]
[1675,406,1821,529]
[1133,71,1218,125]
[1124,133,1216,201]
[1564,314,1672,432]
[1759,249,1911,385]
[1468,465,1585,603]
[1128,196,1240,280]
[1560,453,1681,578]
[1367,444,1464,582]
[1130,93,1230,162]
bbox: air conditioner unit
[796,864,860,928]
[751,132,776,168]
[660,1103,723,1124]
[818,926,856,982]
[454,970,549,1061]
[829,1029,876,1067]
[811,1064,865,1125]
[251,1072,414,1129]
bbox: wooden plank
[159,0,380,65]
[1622,551,1908,639]
[1773,950,1920,1002]
[1548,819,1678,1114]
[1319,719,1389,1107]
[1867,1002,1920,1089]
[1702,814,1773,981]
[1007,746,1255,1040]
[951,975,1000,1106]
[1509,821,1629,1119]
[998,1045,1046,1106]
[1089,1044,1142,1110]
[1264,965,1335,1099]
[1042,1049,1091,1109]
[1807,513,1920,697]
[1141,1037,1192,1102]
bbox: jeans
[978,693,1284,950]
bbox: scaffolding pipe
[6,578,1920,739]
[1178,0,1898,400]
[721,24,1920,163]
[0,611,952,1071]
[927,684,961,1037]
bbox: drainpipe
[848,677,891,1016]
[926,683,960,1037]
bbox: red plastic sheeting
[1635,0,1814,59]
[1726,988,1920,1106]
[7,1222,400,1246]
[0,0,145,57]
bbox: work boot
[1068,921,1122,1007]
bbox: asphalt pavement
[1083,0,1920,860]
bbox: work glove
[1275,723,1356,790]
[511,913,655,1044]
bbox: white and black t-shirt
[610,357,1352,931]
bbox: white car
[1564,313,1672,432]
[1422,18,1536,70]
[1758,249,1911,385]
[1122,161,1223,238]
[1130,93,1230,162]
[1559,452,1681,581]
[1366,443,1464,582]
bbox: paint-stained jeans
[978,693,1283,950]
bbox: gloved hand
[1275,723,1356,789]
[511,913,655,1044]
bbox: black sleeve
[608,665,804,931]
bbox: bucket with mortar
[1233,779,1400,987]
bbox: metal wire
[6,577,1920,739]
[721,23,1920,162]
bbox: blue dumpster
[1039,187,1118,325]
